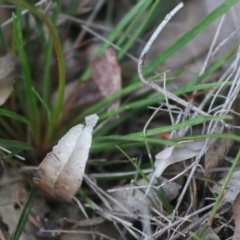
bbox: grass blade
[0,109,29,125]
[8,0,66,127]
[0,138,33,151]
[12,9,40,137]
[144,0,238,75]
[11,186,36,240]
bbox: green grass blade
[184,44,239,87]
[12,9,40,136]
[126,115,231,138]
[8,0,66,127]
[71,81,143,124]
[103,136,176,146]
[0,138,33,151]
[116,146,172,213]
[117,0,161,59]
[100,0,148,51]
[208,148,240,225]
[41,0,62,103]
[11,186,36,240]
[0,109,29,125]
[144,0,238,75]
[99,81,232,120]
[91,142,145,153]
[31,87,53,142]
[91,116,231,153]
[116,0,152,49]
[116,146,149,182]
[81,0,150,80]
[74,79,231,124]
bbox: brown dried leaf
[34,114,98,201]
[205,130,233,179]
[0,53,19,106]
[91,48,121,110]
[232,192,240,240]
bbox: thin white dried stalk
[149,104,184,135]
[138,2,185,197]
[163,72,175,126]
[73,0,105,46]
[88,200,135,236]
[175,15,233,137]
[84,174,130,214]
[138,2,226,201]
[90,168,152,178]
[151,208,186,238]
[175,45,240,213]
[143,105,162,137]
[210,4,240,57]
[0,146,25,161]
[137,3,210,118]
[208,46,240,112]
[81,25,138,62]
[73,196,89,219]
[199,15,226,76]
[1,0,50,28]
[139,1,240,214]
[212,25,240,56]
[174,122,222,212]
[60,13,112,32]
[91,201,146,240]
[172,204,231,240]
[150,203,214,239]
[143,106,162,168]
[181,14,226,130]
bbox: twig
[73,0,105,46]
[149,203,215,238]
[137,3,211,118]
[1,0,50,28]
[0,146,25,161]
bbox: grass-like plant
[0,0,240,239]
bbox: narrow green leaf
[0,138,33,151]
[99,81,233,120]
[208,148,240,225]
[31,87,53,142]
[126,115,231,138]
[145,0,238,74]
[7,0,66,127]
[117,0,158,59]
[12,10,40,135]
[41,0,62,103]
[11,187,36,240]
[116,146,172,213]
[81,0,150,80]
[0,109,29,125]
[101,135,176,145]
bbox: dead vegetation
[1,0,240,239]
